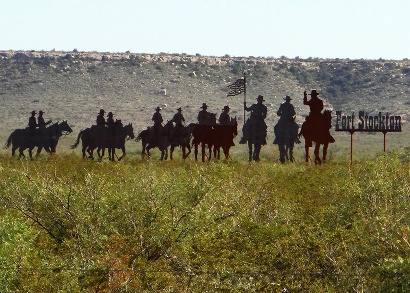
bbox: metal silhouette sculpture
[137,121,192,161]
[240,95,267,161]
[273,96,300,163]
[299,90,335,164]
[106,122,135,161]
[167,123,194,160]
[212,118,238,160]
[168,107,192,159]
[71,122,134,161]
[191,120,238,162]
[5,121,73,159]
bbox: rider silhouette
[152,107,163,135]
[28,111,38,142]
[171,107,185,137]
[96,109,106,126]
[197,103,210,125]
[38,110,52,131]
[277,96,296,121]
[218,105,231,125]
[304,89,323,117]
[171,107,185,126]
[106,112,115,126]
[28,111,37,131]
[240,95,267,145]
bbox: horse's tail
[4,131,14,149]
[70,130,83,149]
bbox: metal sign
[335,111,402,163]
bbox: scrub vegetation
[1,152,410,292]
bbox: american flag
[227,77,246,97]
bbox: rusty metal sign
[335,111,402,163]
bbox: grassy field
[1,151,410,292]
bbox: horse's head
[59,120,73,134]
[124,123,135,139]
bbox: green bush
[0,154,409,291]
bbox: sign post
[335,111,402,164]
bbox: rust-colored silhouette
[191,118,237,162]
[273,96,300,163]
[240,95,267,161]
[299,90,335,164]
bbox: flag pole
[243,72,246,123]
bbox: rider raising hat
[304,89,323,116]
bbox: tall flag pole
[227,72,247,123]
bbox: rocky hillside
[1,50,409,155]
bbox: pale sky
[1,0,409,60]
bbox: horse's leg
[323,142,329,162]
[82,145,87,158]
[18,147,25,159]
[253,144,261,161]
[314,143,321,165]
[170,145,175,160]
[36,146,43,157]
[305,145,310,162]
[223,146,230,159]
[248,141,253,161]
[207,144,213,161]
[87,147,94,160]
[201,143,206,162]
[289,144,295,162]
[28,146,34,160]
[120,146,126,160]
[278,144,285,163]
[164,147,168,160]
[12,145,17,156]
[194,144,199,161]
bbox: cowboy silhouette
[96,109,106,126]
[277,96,296,120]
[197,103,210,125]
[152,106,163,135]
[304,89,323,117]
[171,107,185,126]
[28,111,37,132]
[240,95,267,144]
[218,105,231,125]
[38,110,52,130]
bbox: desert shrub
[0,154,409,291]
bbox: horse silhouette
[106,123,135,161]
[5,121,73,159]
[136,121,193,160]
[191,118,238,162]
[167,123,194,160]
[299,110,335,164]
[71,122,134,161]
[240,119,267,161]
[136,122,172,160]
[273,117,300,163]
